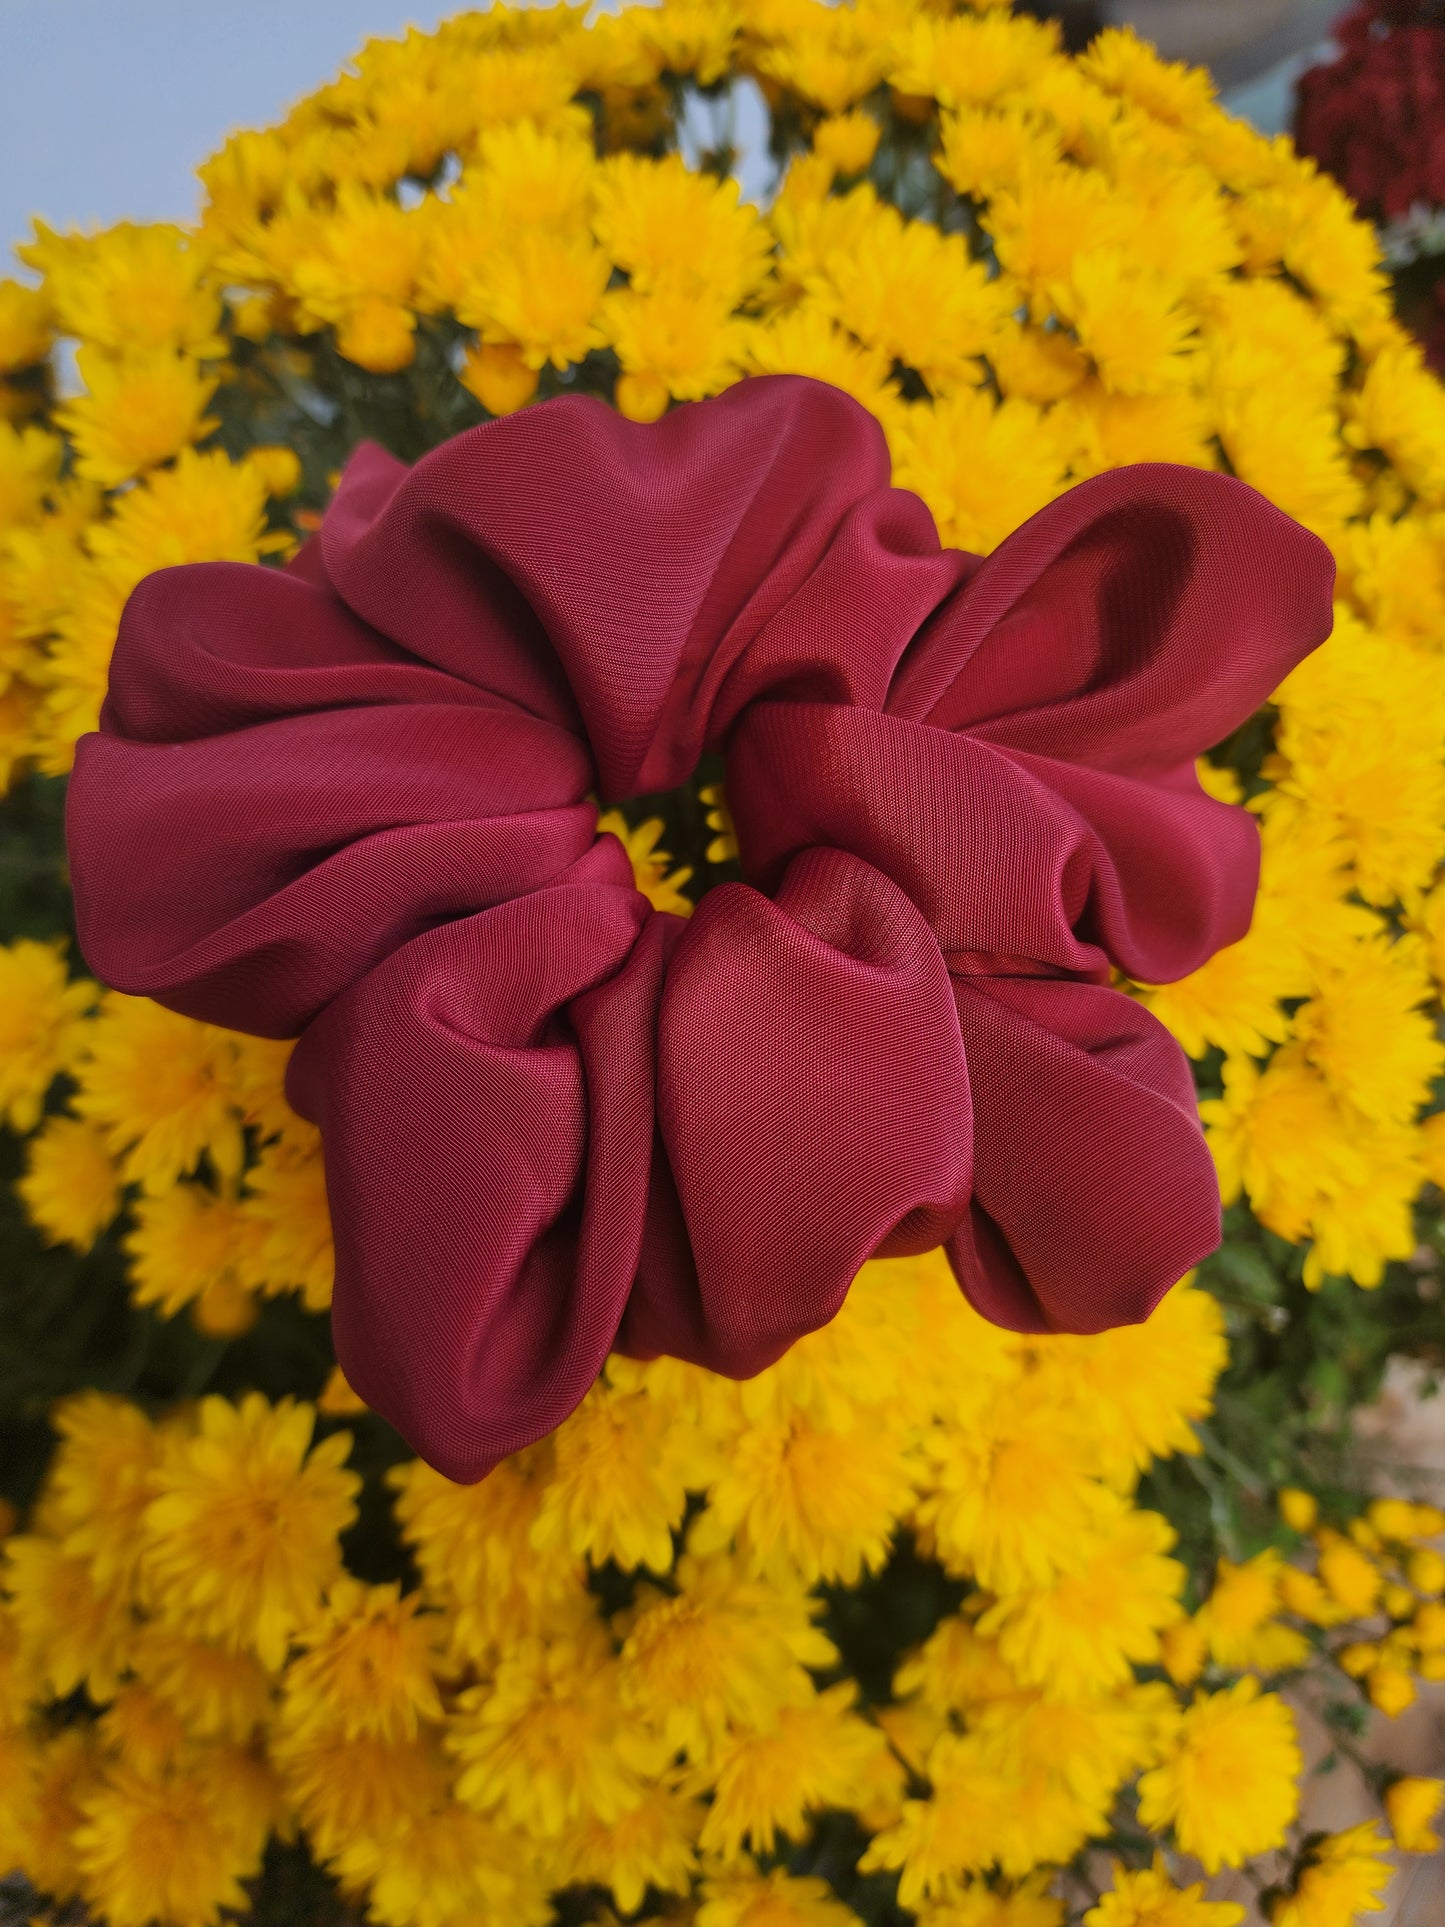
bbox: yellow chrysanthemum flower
[71,995,246,1194]
[747,306,898,429]
[892,387,1072,554]
[96,1682,189,1778]
[447,1616,641,1835]
[1136,842,1314,1058]
[56,347,220,489]
[812,109,880,176]
[269,1720,449,1867]
[458,338,540,416]
[224,1028,301,1146]
[1385,1774,1443,1854]
[696,1863,865,1927]
[691,1406,919,1585]
[20,219,225,358]
[389,1441,584,1658]
[1270,628,1445,909]
[1137,1678,1301,1873]
[0,938,96,1133]
[0,277,51,373]
[89,443,280,578]
[2,481,98,633]
[125,1182,263,1322]
[814,203,1013,389]
[1085,1858,1244,1927]
[896,1610,1024,1719]
[288,183,427,371]
[1268,1821,1393,1927]
[978,1507,1184,1696]
[890,9,1058,111]
[1201,1048,1354,1243]
[128,1623,273,1744]
[466,119,599,237]
[281,1576,447,1743]
[726,1256,917,1433]
[937,101,1064,203]
[17,1114,121,1251]
[561,1781,702,1916]
[462,228,611,373]
[41,1390,163,1592]
[1059,248,1196,396]
[332,296,419,372]
[1344,339,1445,507]
[330,1797,549,1927]
[982,1681,1175,1842]
[619,1547,834,1765]
[860,1721,1095,1901]
[530,1370,717,1572]
[1022,1279,1225,1483]
[917,1376,1124,1593]
[605,281,753,410]
[238,1135,335,1310]
[6,1725,97,1902]
[915,1873,1065,1927]
[242,442,302,498]
[3,1531,135,1703]
[29,554,135,771]
[757,26,887,114]
[1197,1549,1311,1674]
[0,420,63,531]
[1293,936,1443,1126]
[140,1394,359,1670]
[695,1680,892,1859]
[597,807,696,916]
[625,0,738,87]
[594,153,772,306]
[74,1745,277,1927]
[1316,1531,1383,1618]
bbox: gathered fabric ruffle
[66,375,1334,1480]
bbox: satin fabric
[66,375,1334,1480]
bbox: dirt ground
[1214,1361,1445,1923]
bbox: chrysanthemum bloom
[1267,1820,1394,1927]
[66,375,1332,1478]
[1085,1857,1243,1927]
[1137,1676,1302,1871]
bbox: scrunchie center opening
[600,750,742,914]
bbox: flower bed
[2,3,1445,1923]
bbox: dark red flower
[1294,2,1445,222]
[65,377,1333,1480]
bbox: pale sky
[0,1,451,261]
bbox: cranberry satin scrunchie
[66,375,1334,1480]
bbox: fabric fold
[653,847,974,1374]
[946,974,1222,1335]
[287,854,649,1481]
